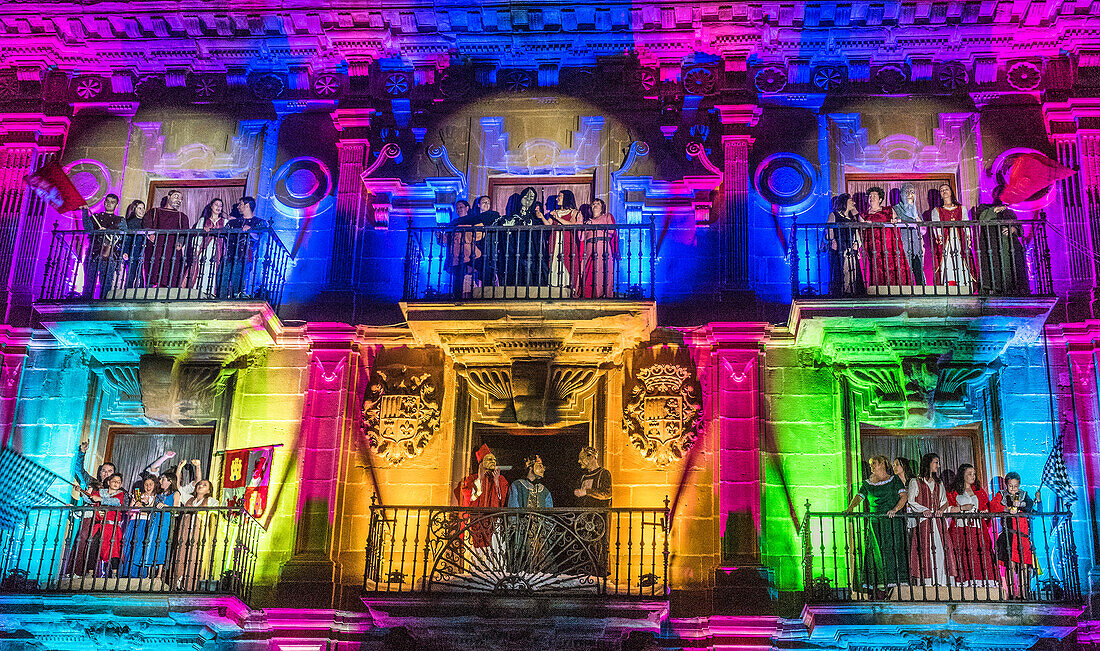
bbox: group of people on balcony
[79,190,268,300]
[438,188,619,298]
[848,453,1040,599]
[826,183,1030,296]
[63,444,220,590]
[450,445,613,577]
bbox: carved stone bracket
[624,362,703,467]
[363,366,441,465]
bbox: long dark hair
[579,203,594,222]
[918,453,940,481]
[952,463,979,494]
[833,193,852,215]
[558,189,577,210]
[893,457,914,484]
[198,198,225,228]
[124,200,145,222]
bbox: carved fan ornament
[363,368,441,465]
[624,363,703,467]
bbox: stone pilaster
[277,322,356,608]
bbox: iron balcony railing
[801,509,1080,604]
[364,503,670,599]
[0,505,264,604]
[39,228,291,311]
[403,223,655,301]
[791,217,1053,298]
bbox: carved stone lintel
[363,366,441,465]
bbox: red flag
[222,445,274,518]
[24,161,85,213]
[1001,152,1076,204]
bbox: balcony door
[473,422,588,507]
[487,175,594,216]
[105,425,215,491]
[859,424,985,490]
[147,179,248,226]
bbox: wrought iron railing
[364,503,670,598]
[403,223,655,301]
[791,217,1053,298]
[801,510,1080,603]
[39,228,291,311]
[0,505,264,604]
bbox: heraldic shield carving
[624,363,703,467]
[363,367,441,465]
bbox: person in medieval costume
[930,183,975,291]
[453,444,509,549]
[907,453,956,588]
[505,454,554,577]
[893,183,926,285]
[143,190,190,288]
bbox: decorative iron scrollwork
[624,363,703,467]
[363,367,441,465]
[425,509,603,594]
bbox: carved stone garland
[363,367,441,465]
[624,363,703,467]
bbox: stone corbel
[94,363,144,417]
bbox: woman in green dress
[847,455,909,592]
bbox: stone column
[278,322,357,607]
[0,115,70,326]
[715,105,759,293]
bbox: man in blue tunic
[506,454,553,508]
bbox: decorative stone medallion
[363,367,441,465]
[624,363,703,467]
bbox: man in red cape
[453,444,508,548]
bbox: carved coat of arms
[624,363,703,467]
[363,368,441,465]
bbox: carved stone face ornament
[363,367,441,465]
[624,363,703,467]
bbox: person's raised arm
[144,450,176,477]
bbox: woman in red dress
[930,183,976,289]
[946,464,999,589]
[88,472,127,577]
[862,186,913,287]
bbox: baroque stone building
[0,0,1099,649]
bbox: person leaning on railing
[80,193,125,299]
[63,441,117,577]
[846,455,909,595]
[826,194,865,297]
[945,463,999,589]
[436,200,485,298]
[990,471,1041,599]
[219,197,266,299]
[121,200,147,289]
[173,479,221,591]
[907,453,956,586]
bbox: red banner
[222,445,274,518]
[24,161,85,213]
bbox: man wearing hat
[506,454,553,508]
[453,444,509,549]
